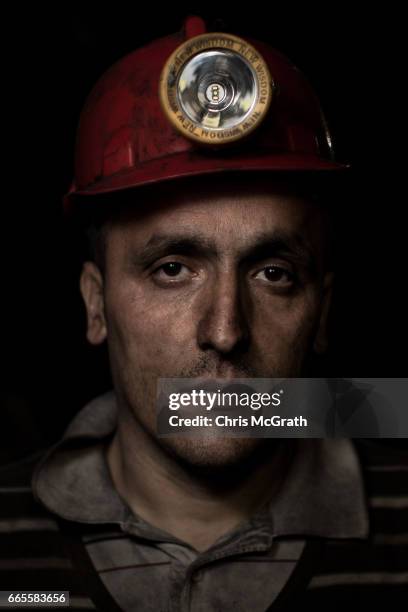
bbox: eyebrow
[132,231,316,270]
[241,233,314,267]
[132,235,213,267]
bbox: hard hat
[64,15,346,213]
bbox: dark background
[2,5,406,463]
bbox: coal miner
[1,16,407,612]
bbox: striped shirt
[0,391,407,610]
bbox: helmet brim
[65,151,349,213]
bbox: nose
[197,272,250,355]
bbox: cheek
[251,290,321,363]
[104,278,197,374]
[103,277,202,433]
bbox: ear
[313,272,334,354]
[80,261,107,345]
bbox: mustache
[176,354,260,378]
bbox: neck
[106,405,293,552]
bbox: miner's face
[80,178,332,467]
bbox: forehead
[106,178,324,250]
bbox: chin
[159,435,265,471]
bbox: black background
[2,5,406,462]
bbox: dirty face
[80,177,333,468]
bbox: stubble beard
[120,353,289,475]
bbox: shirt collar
[32,391,369,540]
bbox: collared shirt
[32,391,369,612]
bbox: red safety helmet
[64,16,347,213]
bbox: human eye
[151,261,195,285]
[253,264,295,287]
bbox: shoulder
[0,450,55,524]
[355,439,408,513]
[0,451,54,520]
[303,441,408,610]
[0,449,64,569]
[0,452,97,609]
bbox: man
[1,16,407,612]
